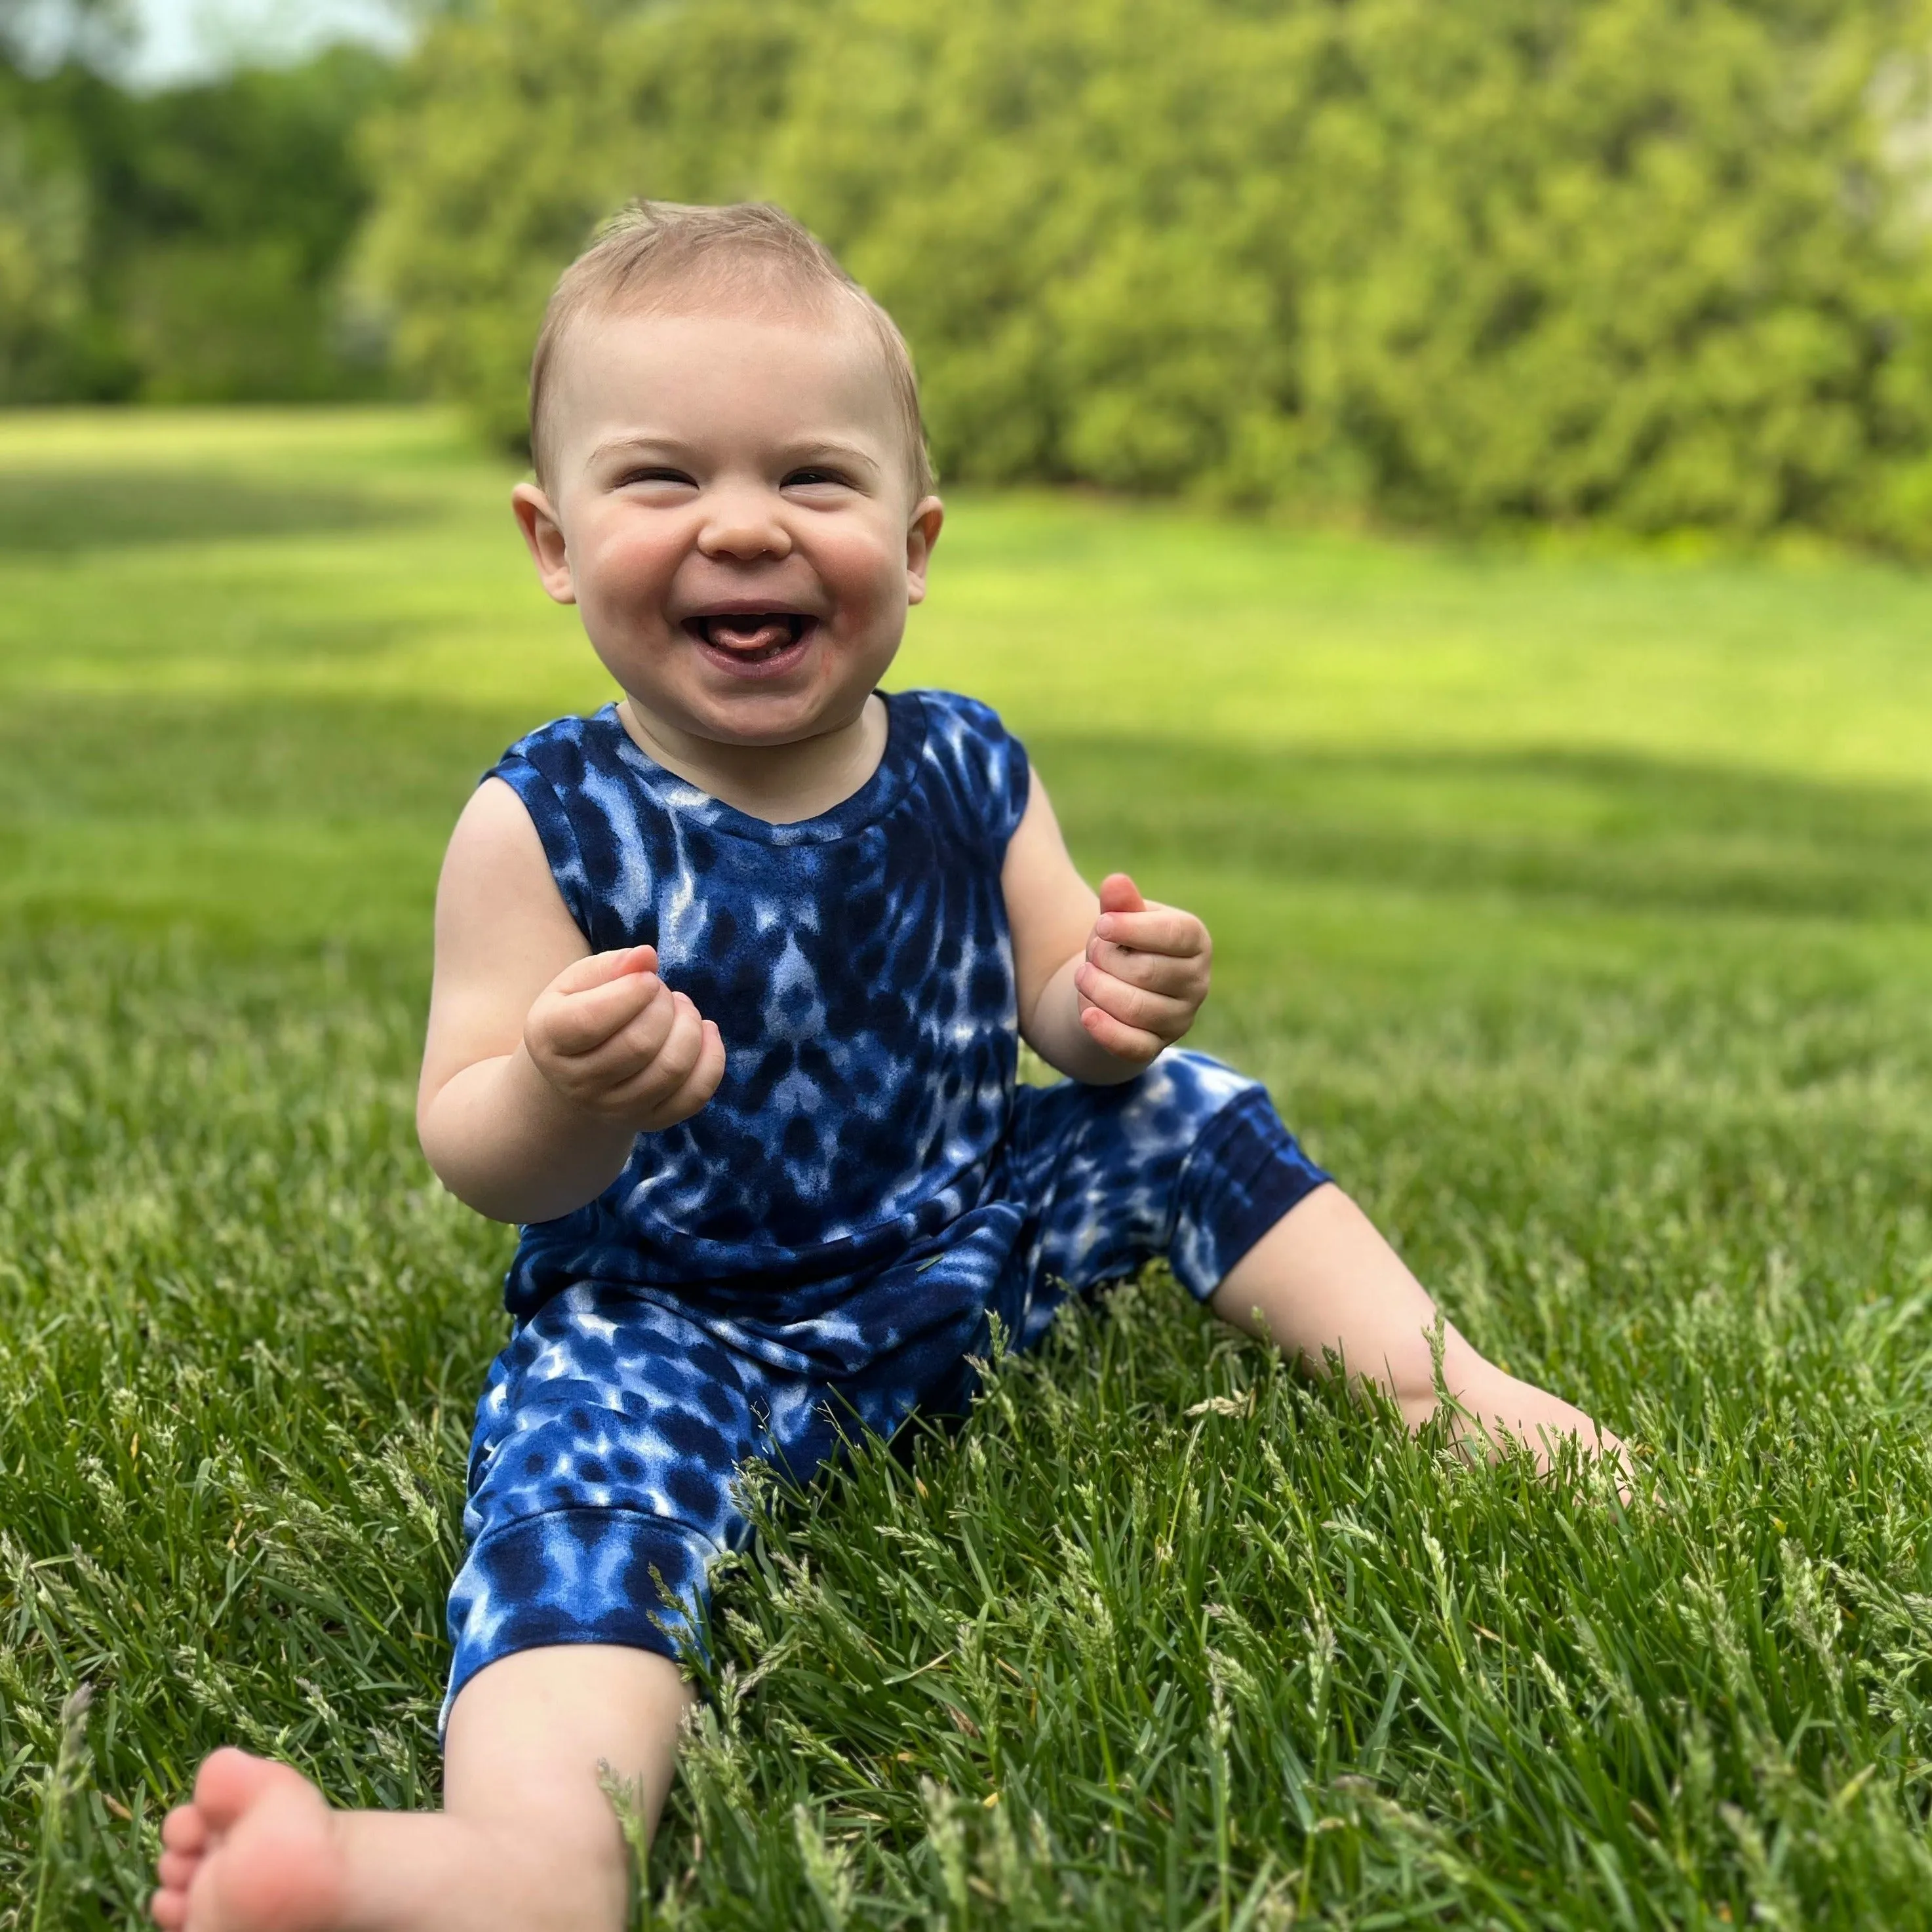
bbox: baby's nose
[696,486,793,559]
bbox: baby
[152,202,1619,1932]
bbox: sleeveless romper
[444,690,1329,1716]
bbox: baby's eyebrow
[588,433,699,465]
[585,433,887,477]
[785,439,878,469]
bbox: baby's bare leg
[151,1645,691,1932]
[1211,1186,1619,1465]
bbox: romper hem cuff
[441,1507,711,1735]
[1172,1085,1332,1301]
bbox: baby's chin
[628,671,889,753]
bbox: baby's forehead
[587,285,875,366]
[545,288,917,476]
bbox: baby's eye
[617,467,697,490]
[782,468,850,490]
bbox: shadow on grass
[0,467,424,553]
[1034,732,1932,924]
[3,699,1931,955]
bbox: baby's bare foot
[151,1748,348,1932]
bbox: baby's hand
[523,945,726,1132]
[1074,874,1212,1065]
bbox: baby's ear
[905,495,944,604]
[512,483,576,606]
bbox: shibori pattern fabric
[443,690,1331,1719]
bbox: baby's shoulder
[491,705,625,784]
[899,686,1027,775]
[897,688,1030,846]
[901,686,1010,745]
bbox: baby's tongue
[709,614,792,653]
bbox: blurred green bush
[362,0,1932,548]
[0,43,396,403]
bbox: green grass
[3,406,1930,1929]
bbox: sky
[120,0,414,85]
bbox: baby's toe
[161,1804,208,1853]
[150,1884,189,1929]
[192,1746,292,1828]
[156,1849,200,1891]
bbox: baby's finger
[543,970,661,1056]
[549,945,658,996]
[1078,998,1162,1063]
[1086,936,1210,996]
[610,972,684,1060]
[559,977,677,1088]
[612,991,708,1109]
[1092,906,1205,958]
[654,991,710,1086]
[651,1017,727,1121]
[1075,962,1194,1038]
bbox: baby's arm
[417,778,725,1224]
[1002,776,1211,1084]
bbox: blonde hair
[528,200,935,500]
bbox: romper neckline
[596,689,928,848]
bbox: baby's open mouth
[685,612,813,662]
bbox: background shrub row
[360,0,1932,545]
[12,0,1932,545]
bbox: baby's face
[519,304,940,751]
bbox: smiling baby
[151,201,1619,1932]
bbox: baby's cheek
[821,528,909,623]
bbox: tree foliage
[0,42,397,403]
[357,0,802,450]
[0,92,87,399]
[366,0,1932,545]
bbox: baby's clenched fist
[1073,873,1212,1067]
[524,945,725,1133]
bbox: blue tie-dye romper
[444,688,1330,1714]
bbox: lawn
[3,406,1931,1930]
